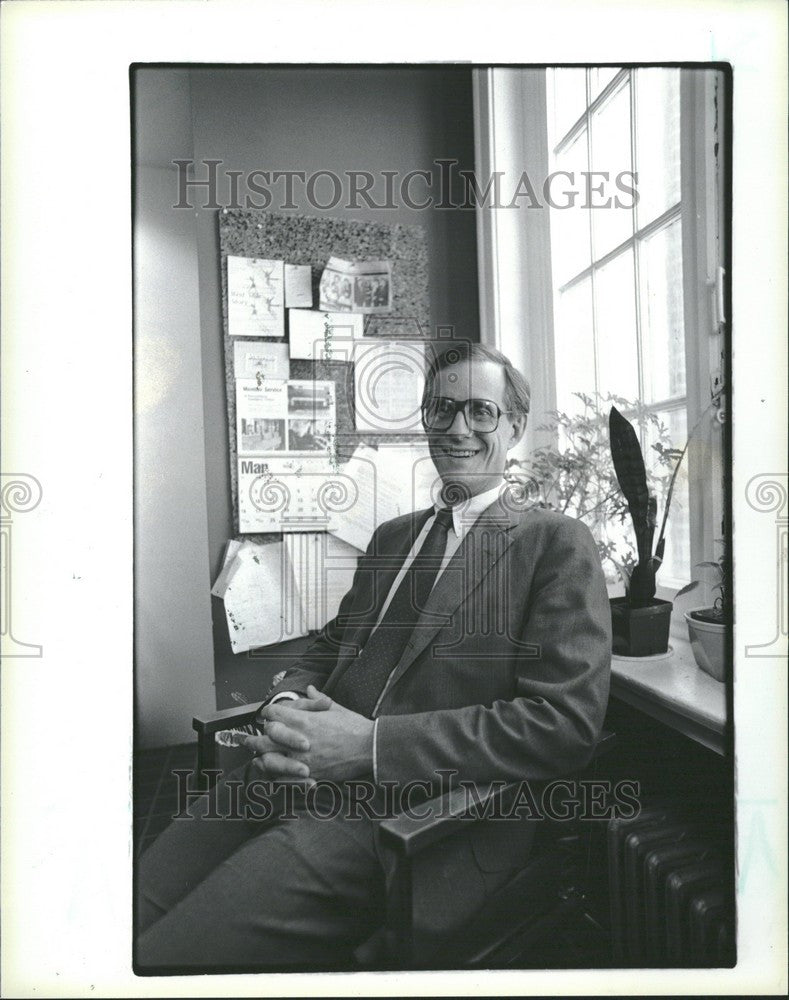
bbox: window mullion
[553,68,630,156]
[630,69,647,443]
[643,395,688,414]
[586,68,600,398]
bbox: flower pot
[685,609,726,682]
[610,596,673,657]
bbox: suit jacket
[267,489,612,894]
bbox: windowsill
[609,630,728,756]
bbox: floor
[134,743,198,858]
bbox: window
[546,68,689,586]
[474,66,725,597]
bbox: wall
[133,67,479,742]
[189,66,479,580]
[133,70,217,747]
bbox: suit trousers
[135,762,387,971]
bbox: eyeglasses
[421,397,511,434]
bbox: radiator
[607,803,735,967]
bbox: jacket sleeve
[263,523,387,701]
[374,516,612,790]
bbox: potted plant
[675,553,730,681]
[505,392,681,585]
[607,405,688,657]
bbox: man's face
[424,358,526,499]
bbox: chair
[193,702,617,969]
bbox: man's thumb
[306,684,332,708]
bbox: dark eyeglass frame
[421,396,512,434]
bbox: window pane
[590,66,621,100]
[639,217,686,403]
[635,69,681,226]
[590,79,634,258]
[550,129,592,286]
[553,278,595,416]
[645,406,690,585]
[594,248,639,400]
[547,68,587,145]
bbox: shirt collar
[434,479,506,539]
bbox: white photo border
[1,0,786,996]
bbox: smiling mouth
[439,448,480,458]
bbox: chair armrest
[378,781,519,858]
[192,704,260,778]
[378,730,617,859]
[192,704,261,735]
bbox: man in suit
[136,342,611,970]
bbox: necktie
[332,507,455,718]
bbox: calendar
[237,457,357,534]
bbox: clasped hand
[242,685,374,785]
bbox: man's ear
[509,413,527,447]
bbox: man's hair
[422,341,531,421]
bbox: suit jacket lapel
[375,492,526,705]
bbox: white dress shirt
[371,481,505,630]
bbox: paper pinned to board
[324,444,385,552]
[353,339,426,433]
[236,378,289,454]
[325,442,440,552]
[228,256,285,338]
[232,341,290,381]
[284,533,363,633]
[211,539,243,598]
[288,309,363,361]
[285,379,337,453]
[236,378,336,456]
[217,534,362,651]
[374,440,440,512]
[223,541,308,653]
[284,264,313,308]
[218,443,439,649]
[319,256,392,314]
[237,456,343,534]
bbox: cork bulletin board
[218,208,431,537]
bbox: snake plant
[609,405,688,607]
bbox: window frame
[473,65,726,605]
